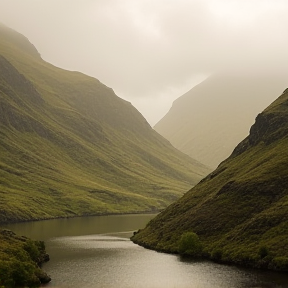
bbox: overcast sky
[0,0,287,125]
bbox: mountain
[154,73,287,168]
[0,24,210,223]
[132,88,288,271]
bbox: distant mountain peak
[154,73,287,168]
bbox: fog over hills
[0,1,287,125]
[155,73,287,168]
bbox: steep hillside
[0,24,210,223]
[154,73,287,168]
[132,88,288,271]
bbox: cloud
[0,0,287,124]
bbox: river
[2,214,288,288]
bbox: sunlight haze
[0,0,287,125]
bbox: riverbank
[0,229,51,287]
[2,213,288,288]
[131,234,288,273]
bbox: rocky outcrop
[232,89,288,157]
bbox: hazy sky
[0,0,287,125]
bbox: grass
[0,24,211,223]
[132,88,288,271]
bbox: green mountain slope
[132,88,288,271]
[0,24,210,223]
[154,73,287,168]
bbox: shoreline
[0,210,160,226]
[131,237,288,273]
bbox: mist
[0,0,287,125]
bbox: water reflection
[1,215,288,288]
[1,214,155,240]
[43,233,288,288]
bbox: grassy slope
[0,24,210,223]
[132,89,288,271]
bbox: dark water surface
[2,214,288,288]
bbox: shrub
[0,230,50,287]
[258,246,269,259]
[211,248,223,262]
[178,232,202,257]
[0,259,40,288]
[23,240,41,262]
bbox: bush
[178,232,202,257]
[23,240,41,262]
[0,229,50,287]
[258,246,269,259]
[0,259,40,288]
[211,248,223,262]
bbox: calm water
[2,214,288,288]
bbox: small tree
[258,246,269,259]
[178,231,202,257]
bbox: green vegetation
[178,232,202,257]
[0,229,50,287]
[132,88,288,271]
[0,23,210,223]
